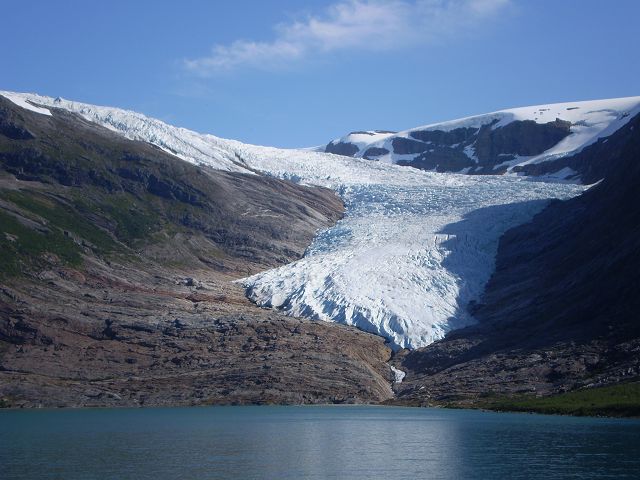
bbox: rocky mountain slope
[0,95,394,407]
[324,97,640,181]
[391,111,640,406]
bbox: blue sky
[2,0,639,147]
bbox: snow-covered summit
[325,130,396,156]
[0,90,589,348]
[324,97,640,180]
[0,91,252,174]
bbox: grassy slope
[480,382,640,417]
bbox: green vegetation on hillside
[0,187,166,278]
[70,192,162,246]
[3,189,118,252]
[0,209,82,277]
[483,382,640,417]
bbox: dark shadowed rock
[325,141,360,156]
[328,117,577,176]
[391,137,430,155]
[513,113,639,183]
[473,118,571,165]
[362,147,389,159]
[409,127,478,145]
[399,148,474,172]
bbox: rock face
[333,119,572,174]
[396,119,572,172]
[362,147,389,159]
[0,96,394,407]
[0,269,393,407]
[325,141,360,157]
[473,118,572,163]
[391,113,640,406]
[512,113,640,184]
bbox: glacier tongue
[239,171,584,349]
[2,91,587,349]
[226,138,585,350]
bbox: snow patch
[0,91,52,116]
[390,365,406,384]
[330,130,396,150]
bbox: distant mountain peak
[323,96,640,181]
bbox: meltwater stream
[2,406,640,480]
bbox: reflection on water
[1,406,639,479]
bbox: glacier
[1,91,589,348]
[238,170,584,349]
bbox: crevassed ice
[238,163,585,349]
[2,91,587,349]
[228,143,585,349]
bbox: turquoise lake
[1,405,639,479]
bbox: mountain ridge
[324,96,640,181]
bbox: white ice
[0,91,248,173]
[329,130,396,150]
[390,366,406,383]
[1,91,52,116]
[236,159,585,349]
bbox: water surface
[2,406,639,479]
